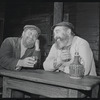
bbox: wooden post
[2,77,12,98]
[53,2,63,25]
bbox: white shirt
[43,36,97,76]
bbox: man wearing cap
[0,25,41,97]
[43,21,97,76]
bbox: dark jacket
[0,37,41,70]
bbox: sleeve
[0,38,19,70]
[43,44,57,71]
[78,41,94,75]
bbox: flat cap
[24,25,41,34]
[51,21,74,30]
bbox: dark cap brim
[51,21,74,30]
[24,25,41,34]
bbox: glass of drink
[61,46,71,62]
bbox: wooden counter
[0,69,100,98]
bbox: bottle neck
[73,55,80,63]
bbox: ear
[22,31,25,37]
[67,29,71,35]
[67,29,71,34]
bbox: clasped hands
[60,49,71,61]
[18,56,38,68]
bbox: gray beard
[24,42,34,48]
[26,44,34,48]
[55,42,64,50]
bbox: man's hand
[60,49,71,62]
[35,39,40,51]
[53,59,62,70]
[18,57,37,68]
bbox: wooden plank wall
[75,3,99,63]
[0,1,5,46]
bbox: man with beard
[0,25,41,97]
[43,21,97,76]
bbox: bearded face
[53,26,69,50]
[22,29,38,48]
[55,38,68,50]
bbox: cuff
[15,66,22,71]
[15,60,22,70]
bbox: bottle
[69,52,85,79]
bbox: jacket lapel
[22,47,35,59]
[15,38,21,59]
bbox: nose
[56,38,60,42]
[28,35,33,39]
[28,35,34,41]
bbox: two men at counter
[0,22,96,76]
[0,21,97,97]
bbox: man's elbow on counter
[43,62,54,71]
[84,69,91,76]
[43,62,48,71]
